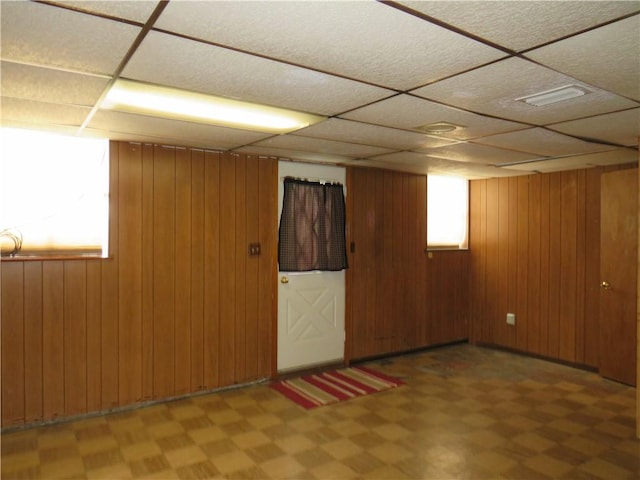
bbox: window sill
[1,254,109,262]
[426,246,469,252]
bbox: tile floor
[1,344,638,479]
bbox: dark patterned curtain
[278,177,348,272]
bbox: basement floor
[1,344,638,479]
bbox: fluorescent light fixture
[101,79,325,134]
[516,85,592,107]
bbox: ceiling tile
[397,1,639,52]
[476,127,616,158]
[1,61,109,107]
[361,151,533,178]
[122,31,392,116]
[548,108,640,148]
[0,1,141,75]
[525,16,640,101]
[1,97,90,129]
[247,135,395,159]
[501,148,638,172]
[415,142,543,165]
[234,145,354,165]
[153,1,505,90]
[89,110,273,150]
[340,94,528,140]
[293,119,459,150]
[413,57,639,125]
[49,1,161,24]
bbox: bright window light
[1,128,109,257]
[102,79,325,134]
[427,175,468,249]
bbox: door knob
[280,276,289,284]
[601,280,611,290]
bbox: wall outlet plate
[506,313,516,325]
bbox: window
[1,128,109,258]
[427,175,468,250]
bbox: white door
[277,161,346,372]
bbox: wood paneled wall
[1,142,277,427]
[346,167,469,360]
[469,165,635,366]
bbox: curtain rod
[281,176,343,186]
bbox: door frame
[273,160,347,375]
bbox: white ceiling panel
[413,57,639,125]
[548,108,640,148]
[1,1,637,179]
[153,0,505,90]
[526,15,640,101]
[477,128,616,157]
[362,151,533,179]
[1,61,109,107]
[341,94,528,139]
[49,1,161,24]
[292,119,460,150]
[235,145,354,165]
[122,31,392,116]
[246,135,396,159]
[416,142,543,165]
[1,97,90,128]
[501,148,638,172]
[397,1,640,52]
[0,1,141,75]
[89,110,273,150]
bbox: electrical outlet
[506,313,516,326]
[248,243,261,256]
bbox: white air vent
[516,85,592,107]
[417,121,463,134]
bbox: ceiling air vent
[516,85,592,107]
[417,121,462,134]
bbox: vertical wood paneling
[118,142,143,405]
[23,262,43,422]
[258,157,276,377]
[469,180,482,344]
[527,175,541,355]
[219,155,236,386]
[415,176,428,345]
[234,155,247,383]
[153,145,176,398]
[559,171,577,362]
[347,167,465,361]
[575,170,587,364]
[516,176,529,351]
[584,168,601,367]
[539,174,550,358]
[1,143,280,428]
[43,261,64,419]
[174,147,192,395]
[1,262,25,425]
[469,166,636,368]
[548,173,562,359]
[85,261,102,413]
[190,149,205,390]
[101,142,119,410]
[203,151,221,388]
[485,179,499,344]
[11,141,632,428]
[64,261,88,415]
[244,155,260,380]
[141,143,155,401]
[507,177,518,348]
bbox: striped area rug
[270,366,405,409]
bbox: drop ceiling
[1,0,638,179]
